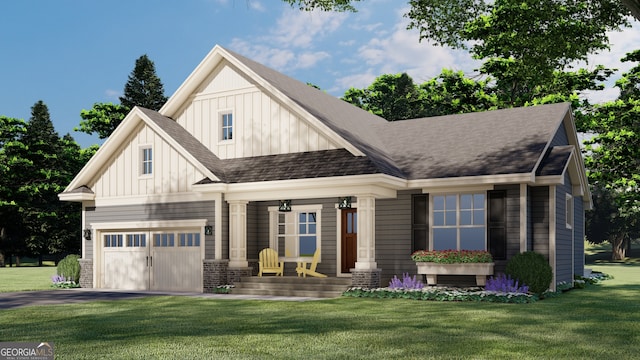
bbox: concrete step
[231,276,351,299]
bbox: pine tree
[120,54,168,111]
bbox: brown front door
[341,208,357,273]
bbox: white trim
[93,192,218,207]
[194,85,257,101]
[139,144,154,178]
[59,191,95,202]
[565,193,574,230]
[335,202,357,278]
[429,192,488,251]
[219,174,402,201]
[90,219,207,231]
[218,108,234,144]
[549,185,557,292]
[409,173,534,189]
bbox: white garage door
[102,230,202,292]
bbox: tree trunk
[611,234,627,261]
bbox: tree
[583,50,640,259]
[119,54,168,111]
[342,73,425,120]
[77,54,167,139]
[282,0,360,12]
[0,101,88,264]
[419,70,498,116]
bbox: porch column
[355,195,377,269]
[228,200,249,268]
[352,195,381,288]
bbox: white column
[355,195,377,270]
[228,200,248,268]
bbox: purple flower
[389,273,424,290]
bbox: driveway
[0,289,322,309]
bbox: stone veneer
[78,259,93,288]
[203,259,229,293]
[227,267,253,285]
[351,268,381,288]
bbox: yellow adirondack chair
[296,249,327,278]
[258,248,284,276]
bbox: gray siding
[493,185,521,273]
[85,201,216,260]
[555,174,574,285]
[550,123,570,147]
[376,190,420,285]
[530,186,550,259]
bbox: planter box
[416,262,495,286]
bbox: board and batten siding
[92,122,207,198]
[175,63,341,160]
[555,173,575,285]
[85,201,215,259]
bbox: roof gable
[63,107,221,193]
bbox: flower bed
[343,286,537,304]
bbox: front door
[341,208,357,273]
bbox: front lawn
[0,266,56,292]
[0,263,638,359]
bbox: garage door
[102,230,202,292]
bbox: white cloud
[296,51,330,69]
[248,0,265,12]
[105,89,121,99]
[271,9,348,48]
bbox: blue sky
[2,0,639,148]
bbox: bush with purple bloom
[485,273,529,294]
[389,273,424,290]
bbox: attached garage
[94,220,205,292]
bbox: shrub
[505,251,552,296]
[485,273,529,293]
[57,254,81,283]
[389,273,424,290]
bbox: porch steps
[231,276,352,299]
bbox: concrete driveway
[0,289,323,309]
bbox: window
[126,234,146,247]
[104,234,123,248]
[221,112,233,141]
[566,194,573,229]
[179,233,201,247]
[271,205,322,259]
[432,193,486,251]
[141,147,153,175]
[154,233,175,247]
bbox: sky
[2,0,640,148]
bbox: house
[59,45,591,293]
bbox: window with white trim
[566,194,573,229]
[126,234,146,247]
[220,112,233,141]
[270,205,322,260]
[432,193,486,251]
[179,233,201,247]
[104,234,123,248]
[141,146,153,175]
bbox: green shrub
[505,251,553,296]
[57,254,81,283]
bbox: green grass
[0,266,56,292]
[0,264,638,359]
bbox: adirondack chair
[258,248,284,276]
[296,249,327,278]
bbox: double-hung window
[432,193,486,251]
[270,205,321,260]
[221,112,233,141]
[141,146,153,175]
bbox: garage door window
[104,234,123,247]
[179,233,200,247]
[127,234,146,247]
[154,233,175,247]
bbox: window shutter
[488,190,507,260]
